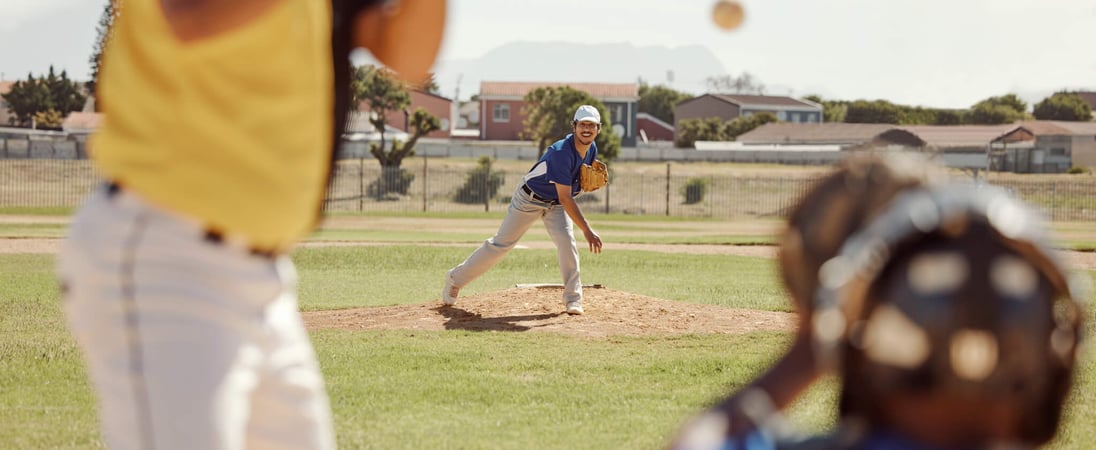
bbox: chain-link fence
[3,158,1096,221]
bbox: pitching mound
[303,286,797,338]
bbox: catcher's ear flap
[353,0,447,85]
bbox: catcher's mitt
[580,160,608,192]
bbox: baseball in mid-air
[712,0,745,31]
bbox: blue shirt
[522,134,598,201]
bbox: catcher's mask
[778,153,948,315]
[811,184,1087,444]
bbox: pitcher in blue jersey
[442,105,605,315]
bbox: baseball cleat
[566,302,584,315]
[442,271,459,306]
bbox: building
[478,81,640,146]
[736,121,1096,173]
[61,112,103,136]
[673,94,823,136]
[636,113,675,143]
[361,89,452,139]
[0,81,15,126]
[991,121,1096,172]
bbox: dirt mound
[303,286,797,338]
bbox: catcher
[671,155,1087,450]
[442,105,606,315]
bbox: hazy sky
[3,0,1094,109]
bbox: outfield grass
[2,215,1095,449]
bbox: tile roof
[1033,120,1096,135]
[741,121,1096,149]
[736,122,893,144]
[711,94,820,109]
[0,81,13,95]
[480,81,639,99]
[900,125,1014,147]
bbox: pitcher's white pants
[57,185,335,450]
[448,184,583,304]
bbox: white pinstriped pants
[57,185,335,450]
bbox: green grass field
[1,215,1094,449]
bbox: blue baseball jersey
[522,134,598,201]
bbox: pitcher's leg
[543,206,582,305]
[448,188,542,288]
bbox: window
[1049,148,1067,156]
[612,105,624,123]
[492,104,510,122]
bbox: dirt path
[8,237,1092,338]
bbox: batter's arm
[555,183,602,254]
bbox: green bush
[454,156,506,204]
[368,166,415,199]
[1067,166,1089,175]
[681,177,709,204]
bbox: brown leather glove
[580,160,608,192]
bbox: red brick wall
[482,99,527,141]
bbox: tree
[675,117,728,148]
[350,65,441,196]
[1033,92,1093,121]
[704,72,765,95]
[967,104,1025,125]
[973,94,1027,114]
[726,112,778,139]
[638,83,691,124]
[1,67,87,128]
[415,72,440,95]
[805,95,847,123]
[521,86,620,161]
[844,100,902,124]
[88,0,119,109]
[933,109,964,125]
[966,94,1027,124]
[46,67,86,115]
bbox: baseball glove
[580,160,608,192]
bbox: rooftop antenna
[454,73,463,102]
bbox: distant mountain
[434,41,729,102]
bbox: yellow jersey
[90,0,334,251]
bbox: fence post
[708,174,714,217]
[422,156,428,212]
[665,163,671,216]
[483,166,490,213]
[1051,181,1058,221]
[358,158,365,211]
[604,180,610,214]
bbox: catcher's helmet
[779,153,948,316]
[810,183,1087,445]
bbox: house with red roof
[478,81,640,147]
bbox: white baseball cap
[573,105,601,124]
